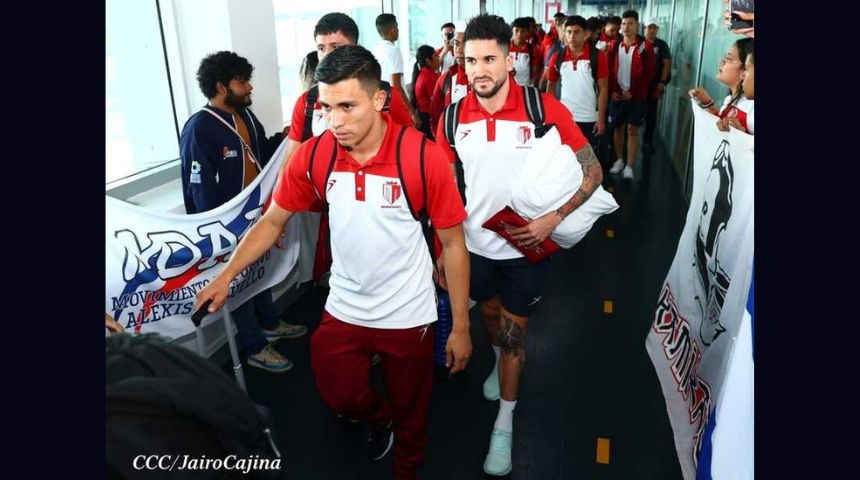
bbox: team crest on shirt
[516,125,532,145]
[382,181,402,208]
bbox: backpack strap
[590,44,600,107]
[522,85,545,126]
[442,99,467,205]
[306,132,338,203]
[555,46,567,75]
[302,84,319,142]
[442,71,453,101]
[394,126,435,258]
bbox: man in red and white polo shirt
[546,15,609,148]
[196,45,472,480]
[435,14,603,477]
[280,13,413,171]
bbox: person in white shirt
[437,22,457,73]
[373,13,421,129]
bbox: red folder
[482,206,560,263]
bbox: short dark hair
[375,13,397,36]
[314,45,381,95]
[564,15,587,30]
[464,14,511,54]
[314,12,359,44]
[606,16,622,26]
[196,51,253,99]
[586,16,604,32]
[512,17,531,30]
[621,10,639,22]
[441,22,455,30]
[553,12,567,20]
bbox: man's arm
[509,143,603,248]
[180,128,221,213]
[595,77,608,135]
[390,72,420,126]
[196,203,295,313]
[557,144,603,217]
[436,224,471,373]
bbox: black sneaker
[367,420,394,460]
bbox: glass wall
[272,0,382,123]
[106,0,179,184]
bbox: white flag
[106,141,300,339]
[646,101,754,480]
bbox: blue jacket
[180,105,284,214]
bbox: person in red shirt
[410,45,440,138]
[606,10,655,180]
[435,14,603,477]
[280,13,414,174]
[196,45,472,480]
[435,22,457,73]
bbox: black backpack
[302,81,393,142]
[442,85,551,205]
[106,333,284,480]
[554,43,601,102]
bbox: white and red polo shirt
[435,78,589,260]
[509,41,539,87]
[547,46,609,123]
[274,116,466,328]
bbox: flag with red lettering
[646,102,754,480]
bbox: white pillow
[510,126,619,248]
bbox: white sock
[494,399,516,432]
[617,158,624,164]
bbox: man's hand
[411,111,422,129]
[653,83,666,98]
[433,255,448,291]
[611,92,622,102]
[593,119,605,136]
[510,211,563,249]
[105,313,124,334]
[446,328,472,374]
[723,1,755,37]
[195,276,232,313]
[621,90,633,101]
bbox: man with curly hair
[180,51,307,374]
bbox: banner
[646,101,754,480]
[106,141,300,339]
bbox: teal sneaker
[483,366,500,401]
[483,428,512,475]
[262,321,307,342]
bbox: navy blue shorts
[469,253,552,317]
[608,99,647,128]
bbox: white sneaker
[483,428,513,475]
[483,367,500,401]
[622,166,634,179]
[609,159,625,174]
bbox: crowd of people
[123,5,755,480]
